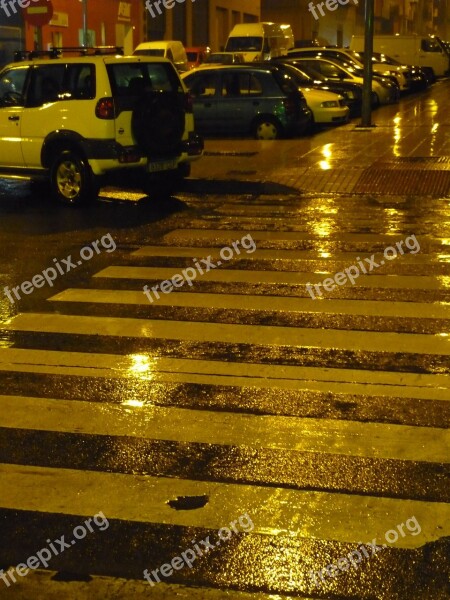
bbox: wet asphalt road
[0,86,449,600]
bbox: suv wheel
[253,116,283,140]
[50,151,99,206]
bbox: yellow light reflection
[127,354,156,381]
[122,399,145,408]
[438,276,450,288]
[319,160,331,170]
[431,123,438,133]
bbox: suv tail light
[95,97,115,119]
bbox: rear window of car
[272,68,299,94]
[106,62,182,95]
[134,49,165,57]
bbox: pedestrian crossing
[0,194,449,599]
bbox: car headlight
[320,100,339,107]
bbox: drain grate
[354,169,450,195]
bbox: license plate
[147,159,178,173]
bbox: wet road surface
[0,82,449,599]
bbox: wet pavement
[0,80,449,599]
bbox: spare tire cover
[131,92,185,156]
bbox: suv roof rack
[13,46,124,61]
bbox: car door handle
[8,115,20,121]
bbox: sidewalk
[190,79,450,196]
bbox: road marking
[1,395,448,462]
[49,288,450,319]
[5,313,450,355]
[0,463,448,547]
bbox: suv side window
[0,66,28,107]
[222,72,263,97]
[27,64,66,106]
[67,64,96,99]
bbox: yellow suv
[0,47,203,205]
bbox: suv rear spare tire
[131,92,185,156]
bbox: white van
[224,23,294,62]
[134,41,188,72]
[350,35,449,77]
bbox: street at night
[0,76,449,599]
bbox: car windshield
[225,37,263,52]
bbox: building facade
[0,0,261,68]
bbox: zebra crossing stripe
[1,395,448,461]
[49,288,450,319]
[0,463,448,546]
[4,313,450,355]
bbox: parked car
[186,46,210,70]
[353,51,429,91]
[134,41,188,72]
[350,34,450,78]
[288,47,404,92]
[0,47,203,205]
[289,56,399,106]
[254,61,349,125]
[202,52,244,66]
[273,58,363,116]
[182,64,312,139]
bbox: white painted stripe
[5,313,450,355]
[10,570,300,600]
[49,288,450,319]
[94,266,446,289]
[131,246,432,264]
[2,395,448,462]
[0,463,448,546]
[0,349,448,399]
[162,229,432,245]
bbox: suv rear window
[107,62,182,95]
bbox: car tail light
[282,94,297,115]
[184,92,193,113]
[95,97,115,119]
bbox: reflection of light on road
[436,332,449,337]
[128,354,155,380]
[318,143,332,170]
[438,276,450,288]
[437,254,450,262]
[122,399,145,408]
[393,115,401,157]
